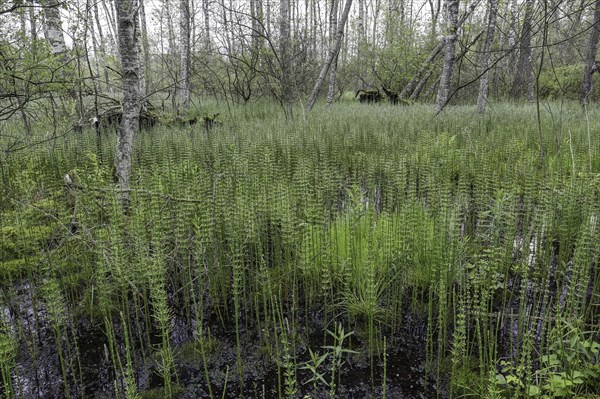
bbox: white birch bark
[87,0,101,87]
[101,0,119,54]
[401,40,445,98]
[507,0,518,53]
[115,0,141,208]
[280,0,292,109]
[42,0,66,55]
[476,0,498,114]
[179,0,191,111]
[251,0,258,53]
[428,0,441,42]
[305,0,353,112]
[412,28,483,101]
[358,0,364,41]
[139,0,152,94]
[511,0,535,100]
[203,0,211,49]
[582,0,600,106]
[326,0,339,106]
[356,0,364,89]
[93,0,111,90]
[29,0,37,43]
[402,0,479,99]
[434,0,459,112]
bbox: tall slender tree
[28,0,37,43]
[179,0,191,111]
[511,0,535,100]
[203,0,211,48]
[139,0,152,94]
[42,0,67,56]
[93,0,110,90]
[115,0,142,208]
[477,0,498,114]
[581,0,600,106]
[434,0,459,112]
[305,0,353,112]
[280,0,292,111]
[326,0,339,105]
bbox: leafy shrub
[538,64,600,100]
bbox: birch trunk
[511,0,535,100]
[87,0,101,88]
[311,0,317,58]
[413,28,483,101]
[266,0,271,37]
[203,0,211,49]
[581,0,600,106]
[402,0,479,99]
[372,0,380,46]
[115,0,141,208]
[434,0,459,112]
[136,22,146,96]
[476,0,498,114]
[305,0,353,113]
[43,0,66,55]
[101,0,118,53]
[358,0,364,43]
[401,40,445,98]
[507,0,518,50]
[29,0,37,43]
[220,0,232,53]
[428,0,441,42]
[251,0,258,53]
[410,69,434,101]
[139,0,152,94]
[280,0,292,110]
[164,0,178,107]
[93,0,110,90]
[356,0,364,89]
[179,0,191,111]
[326,0,339,106]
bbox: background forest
[1,0,600,123]
[1,0,600,399]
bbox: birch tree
[92,0,111,90]
[477,0,498,114]
[326,0,339,105]
[42,0,66,56]
[511,0,535,100]
[115,0,142,208]
[305,0,353,112]
[280,0,292,111]
[179,0,191,111]
[434,0,459,112]
[581,0,600,106]
[29,0,37,44]
[203,0,211,49]
[139,0,152,93]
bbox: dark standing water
[4,284,435,399]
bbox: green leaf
[527,385,540,396]
[571,370,584,379]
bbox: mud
[5,290,435,399]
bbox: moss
[140,384,184,399]
[177,335,221,364]
[0,226,18,259]
[0,257,37,279]
[0,224,58,261]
